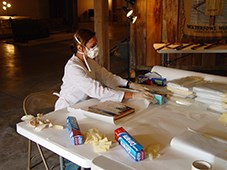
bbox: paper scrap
[21,114,64,131]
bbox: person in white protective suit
[54,28,155,111]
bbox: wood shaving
[21,113,64,131]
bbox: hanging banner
[184,0,227,38]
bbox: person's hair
[72,28,96,54]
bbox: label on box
[115,127,145,161]
[66,116,83,145]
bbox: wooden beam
[163,0,179,42]
[146,0,162,66]
[94,0,109,69]
[132,0,162,68]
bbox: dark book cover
[88,101,135,120]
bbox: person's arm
[91,59,128,88]
[123,91,133,100]
[68,62,125,102]
[90,59,150,92]
[127,81,149,92]
[123,91,157,104]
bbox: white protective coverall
[55,54,128,110]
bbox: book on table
[88,101,135,120]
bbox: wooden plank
[146,0,162,66]
[201,53,216,67]
[216,53,227,67]
[134,0,147,67]
[163,0,179,42]
[153,43,227,53]
[162,0,180,67]
[132,0,162,68]
[191,53,202,67]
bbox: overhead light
[125,0,135,5]
[128,15,137,24]
[2,1,11,15]
[122,6,133,17]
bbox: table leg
[59,156,64,170]
[162,53,169,66]
[36,143,49,170]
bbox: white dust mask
[74,34,99,59]
[86,45,99,59]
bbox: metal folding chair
[22,88,64,170]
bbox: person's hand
[132,91,157,104]
[129,82,149,92]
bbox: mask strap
[75,34,94,52]
[75,35,91,72]
[75,35,90,51]
[77,51,91,72]
[74,35,81,44]
[77,50,84,55]
[82,54,91,72]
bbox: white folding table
[17,66,227,170]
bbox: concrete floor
[0,23,129,170]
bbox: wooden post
[94,0,109,69]
[146,0,162,66]
[162,0,179,67]
[131,0,162,70]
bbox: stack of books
[167,76,204,98]
[166,76,205,105]
[193,81,227,113]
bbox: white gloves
[127,82,157,104]
[129,82,149,92]
[132,91,157,104]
